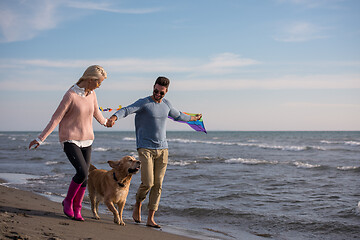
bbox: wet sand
[0,184,196,240]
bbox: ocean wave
[337,166,359,171]
[93,147,111,152]
[168,138,324,152]
[321,140,360,146]
[26,174,66,186]
[344,141,360,146]
[224,158,325,169]
[225,158,278,165]
[224,159,325,169]
[42,174,65,180]
[293,162,321,169]
[41,141,57,145]
[168,160,197,166]
[257,144,324,151]
[45,161,62,165]
[0,173,41,185]
[168,138,223,145]
[123,137,136,141]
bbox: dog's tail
[89,164,97,172]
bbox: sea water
[0,131,359,239]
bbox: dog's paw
[93,215,100,220]
[114,217,120,224]
[113,217,126,226]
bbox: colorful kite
[99,105,122,112]
[168,112,207,134]
[100,106,206,134]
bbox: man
[107,76,202,228]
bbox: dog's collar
[113,172,125,188]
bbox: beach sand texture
[0,185,196,240]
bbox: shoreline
[0,181,198,240]
[0,173,266,240]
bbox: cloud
[1,55,358,91]
[0,53,259,74]
[1,58,358,91]
[274,21,329,42]
[276,0,344,9]
[0,0,161,43]
[198,53,260,74]
[0,0,60,42]
[66,1,161,14]
[171,74,360,91]
[2,73,358,91]
[282,102,359,108]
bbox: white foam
[344,141,360,146]
[93,147,110,152]
[168,138,324,152]
[123,137,136,141]
[169,160,196,166]
[41,141,56,145]
[259,144,307,151]
[45,161,59,165]
[0,173,40,185]
[321,140,360,146]
[337,166,359,171]
[293,162,320,168]
[225,158,278,165]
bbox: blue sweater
[114,96,191,149]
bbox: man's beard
[153,94,163,101]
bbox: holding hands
[106,115,117,128]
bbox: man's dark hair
[155,76,170,89]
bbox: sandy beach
[0,183,196,240]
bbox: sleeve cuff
[36,138,43,145]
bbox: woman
[29,65,109,221]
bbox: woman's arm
[29,91,72,149]
[92,91,107,126]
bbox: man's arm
[166,99,202,122]
[106,98,147,127]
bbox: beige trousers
[136,148,168,211]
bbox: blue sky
[0,0,359,131]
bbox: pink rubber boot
[62,180,81,219]
[73,186,86,221]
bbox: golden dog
[88,156,140,226]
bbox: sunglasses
[153,89,165,96]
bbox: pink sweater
[38,87,106,142]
